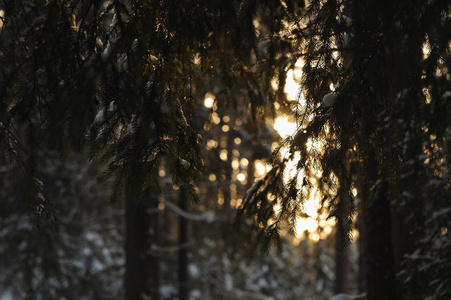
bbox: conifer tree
[239,0,450,299]
[0,0,290,219]
[1,0,450,299]
[0,1,293,299]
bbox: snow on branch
[162,200,217,223]
[321,92,338,108]
[244,179,264,202]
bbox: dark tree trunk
[178,188,189,300]
[358,95,397,299]
[390,209,415,273]
[335,196,349,294]
[362,180,396,300]
[222,131,233,223]
[125,189,160,300]
[356,211,366,294]
[335,234,349,294]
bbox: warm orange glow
[230,198,237,207]
[204,92,215,108]
[193,53,201,65]
[212,112,221,124]
[231,159,240,170]
[237,173,246,183]
[240,158,249,167]
[294,68,303,80]
[324,226,332,234]
[422,87,432,104]
[311,233,320,242]
[422,36,431,59]
[306,138,323,152]
[271,78,279,91]
[255,160,266,176]
[206,139,218,149]
[265,59,338,242]
[284,70,300,100]
[329,83,336,91]
[255,160,271,176]
[219,150,228,161]
[274,116,297,138]
[0,10,4,29]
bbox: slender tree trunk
[334,191,350,294]
[222,131,233,223]
[125,189,160,300]
[246,156,255,191]
[178,188,189,300]
[356,211,366,294]
[149,192,161,300]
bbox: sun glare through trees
[270,63,337,244]
[0,1,450,300]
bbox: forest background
[0,1,450,300]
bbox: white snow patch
[189,289,202,300]
[160,285,177,298]
[441,91,451,99]
[82,246,92,256]
[188,264,200,279]
[224,273,233,290]
[0,290,14,300]
[257,277,268,288]
[322,93,338,108]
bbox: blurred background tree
[0,152,123,299]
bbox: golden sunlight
[0,11,4,29]
[255,160,271,177]
[284,70,301,101]
[422,35,431,60]
[267,60,337,241]
[231,159,240,170]
[283,59,303,101]
[240,158,249,167]
[237,173,247,184]
[273,117,297,139]
[219,149,228,161]
[204,92,215,108]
